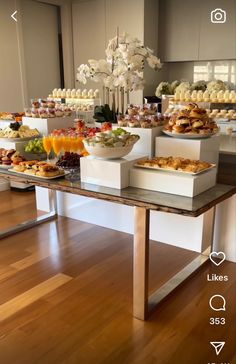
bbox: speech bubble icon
[209,295,226,311]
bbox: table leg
[133,206,150,320]
[201,206,216,255]
[133,207,216,321]
[0,190,57,239]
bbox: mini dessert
[61,89,66,98]
[31,108,39,118]
[40,99,48,108]
[52,89,58,97]
[81,89,87,98]
[76,89,81,98]
[56,89,62,98]
[140,120,152,128]
[31,100,40,108]
[128,120,140,128]
[184,91,191,102]
[63,107,72,116]
[47,100,55,108]
[117,118,128,127]
[203,90,210,102]
[38,108,48,118]
[197,91,203,102]
[94,89,99,98]
[24,108,32,117]
[1,156,11,165]
[66,89,71,98]
[54,108,63,117]
[47,108,56,118]
[71,89,76,98]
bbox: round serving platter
[0,136,37,142]
[162,130,218,139]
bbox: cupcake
[31,108,39,118]
[38,108,48,118]
[47,100,55,108]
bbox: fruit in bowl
[83,128,139,159]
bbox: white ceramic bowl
[84,144,134,159]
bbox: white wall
[0,0,24,111]
[143,0,159,96]
[21,0,61,102]
[0,0,74,110]
[72,0,146,105]
[72,0,106,97]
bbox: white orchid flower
[136,47,148,57]
[77,32,162,92]
[147,55,162,69]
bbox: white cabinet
[158,0,200,62]
[198,0,236,60]
[159,0,236,62]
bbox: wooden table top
[0,168,235,217]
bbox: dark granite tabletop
[0,169,235,217]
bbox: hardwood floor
[0,190,235,364]
[0,190,38,230]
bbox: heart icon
[209,251,226,266]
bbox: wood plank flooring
[0,190,235,364]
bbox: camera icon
[211,8,226,23]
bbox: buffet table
[0,168,235,320]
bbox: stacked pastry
[164,103,219,135]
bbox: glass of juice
[70,137,84,153]
[43,135,52,162]
[52,136,63,158]
[62,136,71,153]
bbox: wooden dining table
[0,168,235,320]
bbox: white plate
[8,168,66,179]
[0,164,12,169]
[134,163,216,176]
[162,130,217,139]
[0,136,37,142]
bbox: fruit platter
[51,120,111,138]
[83,128,140,159]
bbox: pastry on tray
[12,160,64,177]
[136,156,213,173]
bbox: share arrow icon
[210,341,225,355]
